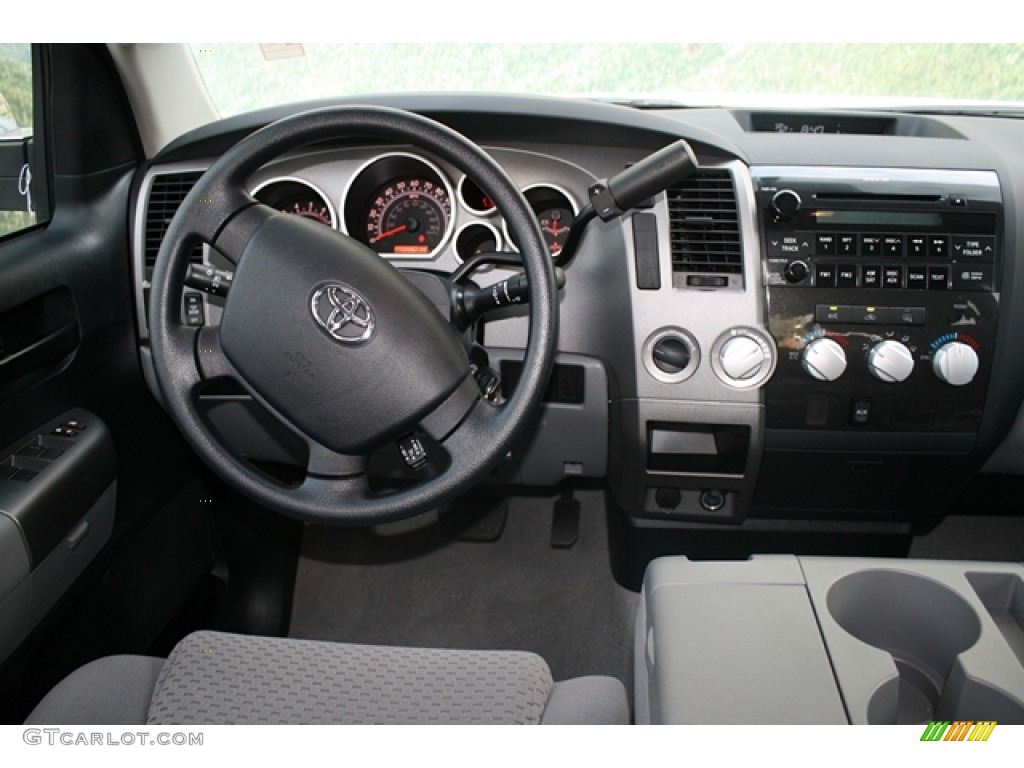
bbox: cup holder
[827,570,981,724]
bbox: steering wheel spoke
[207,201,278,267]
[304,438,369,479]
[194,326,240,382]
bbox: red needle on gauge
[370,224,407,244]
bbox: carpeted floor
[289,489,638,694]
[910,514,1024,563]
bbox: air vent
[667,170,742,275]
[144,171,205,268]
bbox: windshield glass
[190,43,1024,118]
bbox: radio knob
[771,189,802,219]
[719,335,768,381]
[868,340,915,383]
[932,341,979,386]
[784,260,809,284]
[801,337,847,381]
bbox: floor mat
[289,489,638,693]
[910,514,1024,562]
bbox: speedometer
[365,177,452,255]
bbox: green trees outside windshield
[0,43,33,239]
[191,44,1024,118]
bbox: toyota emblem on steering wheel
[310,284,375,344]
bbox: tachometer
[365,177,452,255]
[252,178,336,228]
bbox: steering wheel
[149,106,558,525]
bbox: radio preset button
[815,234,837,255]
[883,236,904,258]
[929,236,949,259]
[907,236,928,258]
[837,234,857,256]
[861,235,883,257]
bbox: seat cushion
[25,655,165,725]
[147,630,556,724]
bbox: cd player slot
[814,193,943,203]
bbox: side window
[0,43,41,239]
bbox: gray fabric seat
[26,630,629,725]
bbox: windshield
[190,43,1024,118]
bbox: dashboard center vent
[667,170,742,275]
[144,171,206,268]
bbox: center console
[635,556,1024,724]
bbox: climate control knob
[719,335,768,381]
[932,341,979,386]
[868,340,915,383]
[801,337,847,381]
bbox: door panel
[0,44,227,724]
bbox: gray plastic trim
[626,160,769,404]
[801,557,1024,725]
[486,348,608,486]
[638,556,847,724]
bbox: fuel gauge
[503,185,577,258]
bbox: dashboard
[130,93,1024,536]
